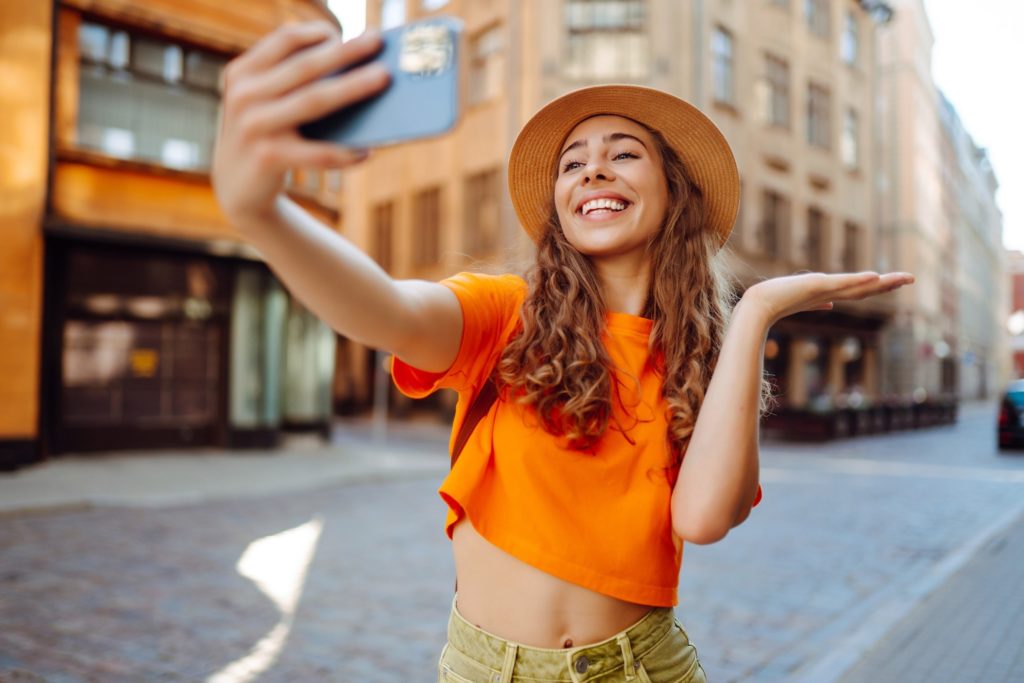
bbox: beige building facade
[339,0,927,436]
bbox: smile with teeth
[580,198,630,216]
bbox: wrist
[226,194,287,239]
[732,294,774,333]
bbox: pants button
[575,655,590,674]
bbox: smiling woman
[211,23,915,681]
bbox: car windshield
[1006,391,1024,407]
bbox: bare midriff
[450,518,657,649]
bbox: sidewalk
[835,506,1024,683]
[0,419,451,516]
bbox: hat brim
[508,85,740,247]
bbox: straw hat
[507,85,740,247]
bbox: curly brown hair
[496,120,772,465]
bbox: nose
[582,158,614,185]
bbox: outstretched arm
[212,23,461,373]
[671,271,915,544]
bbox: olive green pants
[438,596,707,682]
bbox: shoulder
[440,271,529,308]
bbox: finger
[247,29,384,102]
[835,273,912,300]
[253,138,370,171]
[244,62,390,136]
[228,21,338,83]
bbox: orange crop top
[391,271,760,607]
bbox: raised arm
[672,271,914,544]
[212,22,461,373]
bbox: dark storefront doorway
[46,239,230,453]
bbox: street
[1,401,1023,682]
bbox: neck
[593,254,652,317]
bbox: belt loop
[618,633,637,681]
[498,642,518,683]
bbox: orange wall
[0,1,51,438]
[53,161,240,243]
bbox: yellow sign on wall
[130,349,159,377]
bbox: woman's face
[553,115,669,261]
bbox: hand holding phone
[212,23,391,227]
[300,16,464,149]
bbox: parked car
[997,380,1024,450]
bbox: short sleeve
[391,272,527,398]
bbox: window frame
[764,53,791,129]
[711,26,736,107]
[807,81,832,149]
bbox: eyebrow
[559,133,649,161]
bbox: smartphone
[300,16,464,148]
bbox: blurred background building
[339,0,1006,437]
[0,0,1010,468]
[0,0,342,468]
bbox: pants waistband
[446,595,677,682]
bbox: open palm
[741,271,915,328]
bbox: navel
[563,638,573,648]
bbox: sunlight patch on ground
[206,516,324,683]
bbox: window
[76,20,227,171]
[841,11,859,65]
[468,26,504,105]
[805,0,830,39]
[381,0,405,30]
[842,221,860,271]
[565,0,649,80]
[711,27,735,106]
[760,190,790,259]
[841,108,859,168]
[765,54,790,127]
[413,187,442,267]
[807,82,831,149]
[371,202,395,272]
[422,0,449,9]
[465,169,502,256]
[806,207,827,270]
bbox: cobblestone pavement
[1,401,1022,682]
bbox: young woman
[212,23,914,683]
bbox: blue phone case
[300,17,463,148]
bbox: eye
[561,160,583,173]
[614,152,639,161]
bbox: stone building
[937,92,1007,399]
